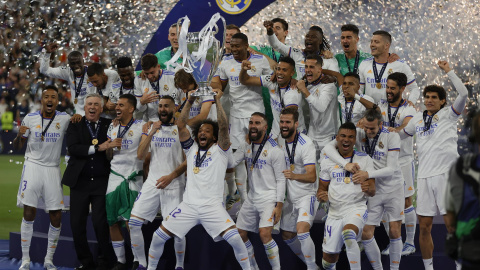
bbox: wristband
[354,94,361,101]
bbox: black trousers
[70,178,113,267]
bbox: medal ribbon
[73,67,87,100]
[150,72,161,94]
[345,151,355,178]
[387,99,403,128]
[285,132,299,167]
[372,60,388,85]
[422,110,437,131]
[41,113,56,140]
[344,98,356,123]
[177,98,188,113]
[117,118,135,139]
[364,129,382,158]
[277,81,291,108]
[345,51,360,74]
[87,119,101,141]
[195,148,210,168]
[251,134,269,170]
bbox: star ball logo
[216,0,252,15]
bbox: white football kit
[338,93,374,125]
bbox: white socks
[298,232,317,269]
[129,217,146,266]
[389,237,402,270]
[423,258,434,270]
[174,236,186,269]
[405,206,417,244]
[342,229,360,270]
[263,239,281,270]
[147,227,171,270]
[245,240,258,269]
[222,229,251,270]
[322,258,336,270]
[112,240,126,264]
[363,237,383,270]
[284,236,306,263]
[235,161,247,203]
[45,223,61,262]
[21,218,34,262]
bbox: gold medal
[193,167,200,174]
[344,177,351,184]
[41,135,44,141]
[74,98,78,104]
[92,139,98,145]
[290,164,295,171]
[250,165,254,171]
[175,112,181,119]
[376,83,382,89]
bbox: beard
[158,111,174,124]
[248,128,264,142]
[280,127,295,139]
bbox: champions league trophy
[165,13,226,97]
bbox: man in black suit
[62,93,122,270]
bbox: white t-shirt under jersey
[107,119,144,176]
[215,54,272,118]
[277,132,317,202]
[305,81,339,143]
[145,124,185,190]
[22,111,70,167]
[319,151,374,219]
[358,57,419,104]
[338,93,374,125]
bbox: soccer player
[231,112,286,270]
[134,53,181,122]
[211,32,272,205]
[13,85,71,270]
[105,94,144,269]
[277,108,318,270]
[87,63,120,119]
[335,24,373,76]
[129,96,187,270]
[223,24,241,58]
[399,61,467,270]
[295,54,338,161]
[318,122,376,270]
[39,43,119,115]
[239,56,305,139]
[338,72,374,125]
[358,30,419,104]
[146,90,252,270]
[251,18,288,64]
[154,23,183,70]
[323,109,404,270]
[264,21,339,80]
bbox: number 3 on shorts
[22,180,27,191]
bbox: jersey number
[170,208,182,218]
[325,225,332,238]
[22,180,27,191]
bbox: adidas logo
[268,256,276,259]
[226,219,232,223]
[241,257,248,261]
[303,212,308,216]
[408,186,413,190]
[149,254,155,259]
[350,261,358,264]
[392,260,400,264]
[230,68,235,72]
[368,70,373,73]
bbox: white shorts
[322,208,367,254]
[131,181,185,222]
[366,186,404,225]
[416,172,448,216]
[280,195,319,232]
[16,160,64,211]
[162,202,235,242]
[401,161,415,198]
[229,116,249,150]
[236,199,279,233]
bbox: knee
[282,231,296,241]
[388,225,402,239]
[362,227,374,240]
[23,206,36,221]
[49,210,62,227]
[419,220,432,235]
[259,229,272,243]
[404,197,413,208]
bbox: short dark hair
[231,33,248,44]
[305,54,323,67]
[423,85,447,108]
[344,72,360,82]
[68,51,82,60]
[338,121,357,133]
[45,85,59,93]
[373,30,392,44]
[174,69,198,89]
[87,62,104,77]
[272,18,288,31]
[280,107,299,122]
[226,24,241,33]
[116,56,133,69]
[387,72,407,88]
[141,53,159,71]
[309,25,331,52]
[119,93,137,110]
[251,112,267,122]
[278,56,295,70]
[341,24,359,35]
[159,95,175,104]
[364,108,383,124]
[191,119,219,143]
[170,23,181,29]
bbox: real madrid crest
[216,0,251,15]
[55,123,61,130]
[128,130,134,137]
[251,66,256,72]
[172,129,178,135]
[388,68,394,75]
[262,150,268,157]
[207,151,212,157]
[433,115,439,122]
[164,85,169,91]
[378,141,384,149]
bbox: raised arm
[137,121,160,160]
[214,89,230,150]
[239,60,262,86]
[438,61,468,114]
[264,21,292,57]
[39,43,71,80]
[177,92,194,142]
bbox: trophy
[165,13,226,96]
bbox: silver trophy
[166,13,226,97]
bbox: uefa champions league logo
[216,0,252,15]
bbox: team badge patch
[378,141,384,149]
[128,130,134,137]
[207,151,212,157]
[433,115,439,122]
[388,68,394,75]
[262,150,268,157]
[216,0,251,15]
[164,85,169,91]
[251,66,256,72]
[172,129,177,135]
[55,123,61,130]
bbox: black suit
[62,116,113,268]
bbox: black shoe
[75,264,96,270]
[131,261,139,270]
[111,262,127,270]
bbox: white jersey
[215,54,272,118]
[107,119,144,176]
[338,93,374,125]
[134,71,182,122]
[232,137,287,205]
[358,57,419,104]
[146,124,185,190]
[356,127,403,194]
[319,151,374,219]
[305,81,339,142]
[178,91,217,121]
[21,111,70,167]
[277,133,317,201]
[267,34,339,79]
[378,100,416,166]
[260,75,306,137]
[182,139,234,206]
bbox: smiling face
[41,89,59,117]
[143,65,160,83]
[196,123,216,150]
[168,26,180,51]
[248,114,268,143]
[230,38,249,61]
[342,76,360,99]
[115,97,134,122]
[386,79,403,104]
[424,91,446,113]
[370,34,389,57]
[304,59,322,83]
[225,29,240,50]
[118,66,135,88]
[341,30,359,54]
[88,73,107,89]
[275,61,295,86]
[157,98,175,123]
[304,29,322,54]
[279,113,298,139]
[68,55,84,77]
[84,96,103,122]
[363,118,382,139]
[336,128,356,156]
